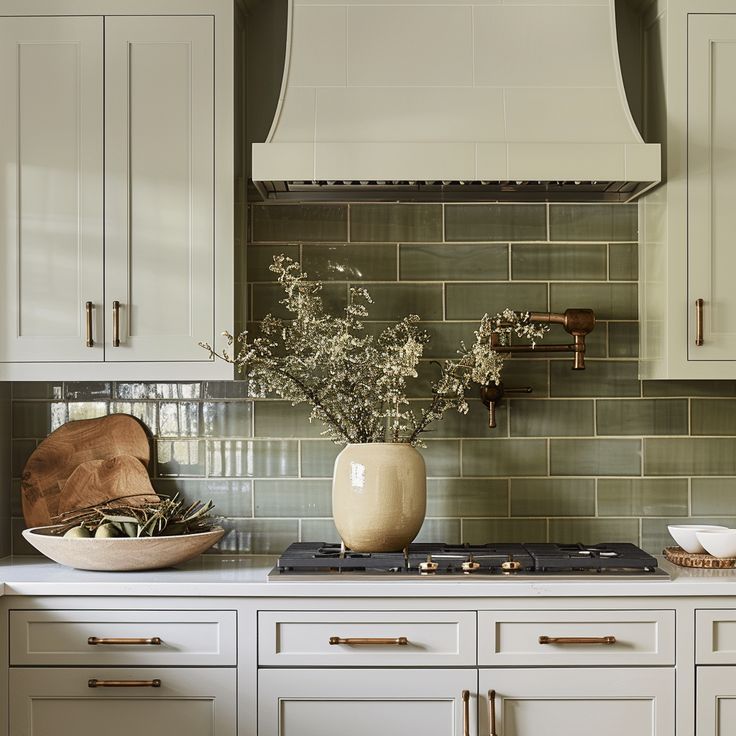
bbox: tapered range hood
[252,0,660,203]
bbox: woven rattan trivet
[663,546,736,568]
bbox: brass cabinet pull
[88,637,161,646]
[85,301,94,347]
[488,689,498,736]
[88,679,161,688]
[328,636,409,646]
[112,300,121,347]
[462,690,470,736]
[695,298,704,346]
[539,635,616,645]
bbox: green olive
[94,523,119,538]
[63,526,91,538]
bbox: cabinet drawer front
[695,610,736,664]
[478,610,675,666]
[10,667,236,736]
[10,610,236,666]
[259,611,476,666]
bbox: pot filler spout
[252,0,660,202]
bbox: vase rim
[343,442,414,447]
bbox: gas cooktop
[269,542,669,579]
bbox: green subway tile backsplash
[9,201,736,555]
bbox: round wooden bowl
[22,526,225,571]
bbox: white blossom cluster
[201,256,549,447]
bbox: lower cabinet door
[258,668,477,736]
[479,668,674,736]
[10,667,236,736]
[697,666,736,734]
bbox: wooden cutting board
[21,414,151,527]
[57,455,159,515]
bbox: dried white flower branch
[201,256,549,447]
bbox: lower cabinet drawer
[9,609,237,666]
[9,667,236,736]
[478,610,675,666]
[258,610,476,666]
[696,610,736,663]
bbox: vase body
[332,443,426,552]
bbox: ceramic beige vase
[332,442,426,552]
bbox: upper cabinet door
[688,14,736,360]
[0,17,104,362]
[105,16,215,362]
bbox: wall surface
[0,384,9,556]
[9,202,736,555]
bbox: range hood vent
[253,0,660,203]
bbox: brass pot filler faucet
[480,308,596,428]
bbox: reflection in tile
[159,402,201,437]
[208,439,298,478]
[303,244,398,281]
[254,401,324,438]
[202,401,253,438]
[255,479,331,517]
[155,478,252,517]
[215,518,299,554]
[301,518,341,543]
[156,440,206,477]
[110,402,157,434]
[64,382,111,400]
[67,402,109,422]
[401,243,508,281]
[12,382,63,400]
[301,440,341,477]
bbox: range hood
[252,0,660,203]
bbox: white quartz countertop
[2,555,736,597]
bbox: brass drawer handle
[112,300,121,347]
[462,690,470,736]
[88,637,162,646]
[695,298,704,346]
[488,689,498,736]
[88,679,161,688]
[85,301,94,347]
[328,636,409,646]
[539,635,616,645]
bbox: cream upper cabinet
[0,17,104,363]
[639,1,736,378]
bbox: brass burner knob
[419,554,439,574]
[462,556,480,573]
[501,557,522,572]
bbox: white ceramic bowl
[22,526,225,571]
[668,524,728,553]
[696,529,736,559]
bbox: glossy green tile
[502,361,550,398]
[64,382,111,400]
[115,383,201,400]
[302,244,397,281]
[251,283,347,320]
[691,478,736,515]
[597,478,688,516]
[207,439,298,478]
[215,519,299,554]
[445,204,546,242]
[418,322,477,359]
[462,439,548,476]
[68,402,108,421]
[350,204,442,242]
[692,399,736,435]
[427,479,508,517]
[608,322,639,358]
[110,402,157,434]
[596,399,688,436]
[301,440,341,477]
[549,204,637,241]
[419,440,461,477]
[156,478,252,517]
[11,517,40,555]
[156,439,206,477]
[11,439,36,478]
[550,283,637,320]
[550,439,641,475]
[550,360,640,397]
[509,399,594,437]
[609,243,638,280]
[641,516,736,554]
[301,518,341,543]
[511,244,607,281]
[643,380,736,397]
[413,399,508,438]
[10,480,22,517]
[548,518,639,545]
[255,479,331,517]
[545,322,607,359]
[645,438,736,475]
[510,479,595,516]
[158,402,200,437]
[400,244,508,281]
[246,244,300,281]
[202,401,253,437]
[445,283,548,320]
[415,518,461,544]
[254,401,323,438]
[463,518,547,543]
[12,382,62,400]
[359,283,444,320]
[252,204,348,242]
[12,402,52,438]
[204,381,251,399]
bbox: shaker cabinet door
[258,668,477,736]
[688,14,736,360]
[0,17,104,362]
[697,666,736,735]
[104,16,215,362]
[479,668,674,736]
